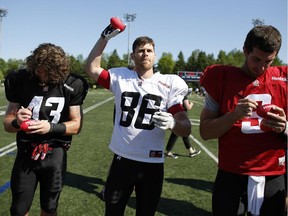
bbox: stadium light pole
[0,8,8,58]
[123,13,136,65]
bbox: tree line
[0,48,285,88]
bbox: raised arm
[85,17,126,83]
[85,38,108,83]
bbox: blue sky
[0,0,287,64]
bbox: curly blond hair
[26,43,70,84]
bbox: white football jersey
[108,67,188,163]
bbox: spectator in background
[166,88,201,159]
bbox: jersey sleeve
[65,73,89,106]
[200,65,224,104]
[97,69,110,89]
[167,75,188,109]
[4,70,27,103]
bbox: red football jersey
[200,64,287,176]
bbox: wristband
[49,123,66,134]
[11,119,20,129]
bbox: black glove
[101,17,126,41]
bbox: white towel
[247,176,265,216]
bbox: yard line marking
[190,135,218,164]
[0,146,17,157]
[0,142,16,152]
[0,142,17,157]
[0,105,7,116]
[83,97,114,114]
[189,118,218,163]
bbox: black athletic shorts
[212,169,286,216]
[104,154,164,216]
[10,145,67,216]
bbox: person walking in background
[3,43,88,216]
[85,17,191,216]
[200,25,287,216]
[166,88,201,159]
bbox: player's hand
[101,17,126,41]
[260,105,287,133]
[17,106,32,125]
[234,98,258,119]
[24,120,51,134]
[152,111,176,130]
[31,143,50,160]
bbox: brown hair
[26,43,70,84]
[132,36,155,53]
[244,25,282,54]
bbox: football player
[3,43,88,216]
[200,25,287,216]
[85,18,191,216]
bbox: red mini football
[256,104,274,119]
[110,17,126,31]
[20,120,34,131]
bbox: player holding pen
[3,43,88,216]
[85,18,191,216]
[200,25,287,216]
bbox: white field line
[190,135,218,163]
[0,142,17,157]
[83,97,114,114]
[190,119,218,164]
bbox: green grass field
[0,87,219,216]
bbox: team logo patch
[253,80,259,86]
[278,156,285,166]
[149,150,163,158]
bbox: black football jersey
[5,69,88,145]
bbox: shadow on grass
[64,171,105,199]
[165,177,214,193]
[64,172,213,215]
[127,196,212,216]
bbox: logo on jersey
[278,156,285,166]
[149,150,163,158]
[64,83,74,92]
[272,76,287,82]
[253,80,259,86]
[158,81,170,89]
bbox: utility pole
[123,13,136,65]
[0,8,8,58]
